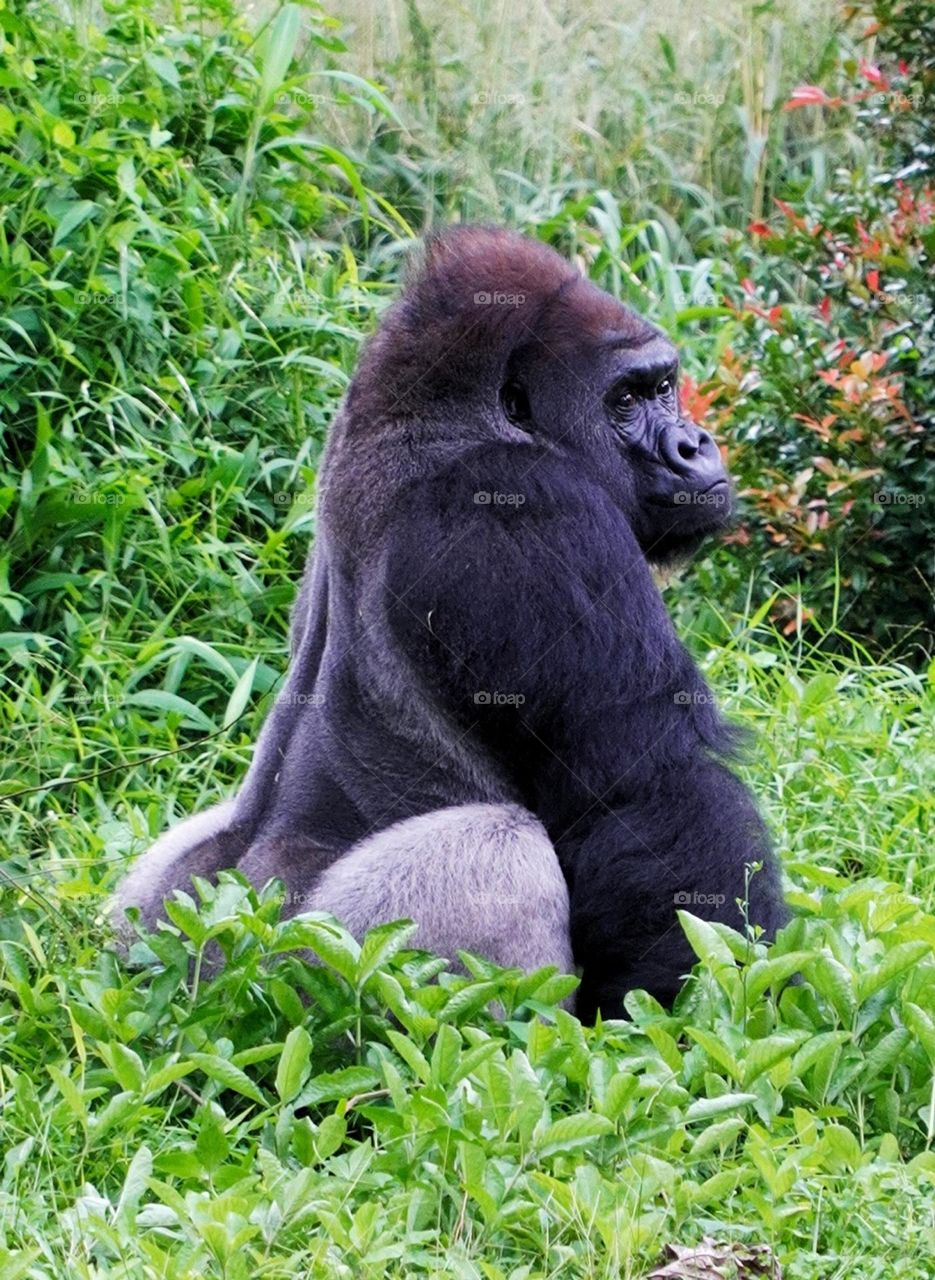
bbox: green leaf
[450,1040,502,1086]
[658,33,676,71]
[275,1026,312,1103]
[644,1023,683,1074]
[144,52,181,89]
[163,894,207,944]
[189,1053,267,1105]
[143,1061,196,1099]
[103,1042,146,1093]
[741,1033,808,1085]
[677,911,737,970]
[386,1030,431,1084]
[52,200,97,247]
[789,1031,850,1080]
[115,1145,152,1226]
[314,1113,347,1159]
[806,955,857,1023]
[821,1123,862,1171]
[294,1065,381,1109]
[685,1027,741,1079]
[538,1113,615,1157]
[684,1093,758,1123]
[275,918,360,982]
[259,4,301,107]
[47,1066,87,1123]
[223,655,259,728]
[902,1003,935,1063]
[458,1142,497,1222]
[51,120,75,148]
[599,1072,638,1122]
[167,637,238,684]
[743,950,814,1003]
[857,941,930,1002]
[123,689,215,732]
[430,1023,461,1086]
[688,1116,746,1159]
[195,1110,229,1171]
[357,918,418,986]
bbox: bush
[682,10,934,658]
[0,0,390,650]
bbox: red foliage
[782,84,844,110]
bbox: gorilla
[116,226,787,1020]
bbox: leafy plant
[0,0,394,653]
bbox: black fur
[116,227,787,1019]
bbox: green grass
[2,630,933,1279]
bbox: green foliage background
[0,1,933,1277]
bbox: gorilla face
[504,285,732,567]
[601,334,732,564]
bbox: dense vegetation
[0,1,932,1276]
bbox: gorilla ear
[500,379,532,426]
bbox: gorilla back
[116,226,787,1018]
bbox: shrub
[0,0,390,650]
[682,8,934,658]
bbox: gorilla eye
[657,376,674,396]
[612,387,636,410]
[501,379,532,425]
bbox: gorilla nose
[660,422,725,482]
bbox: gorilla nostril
[677,440,697,461]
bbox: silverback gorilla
[116,226,788,1020]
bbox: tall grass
[330,0,871,236]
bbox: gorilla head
[503,275,731,565]
[348,227,732,569]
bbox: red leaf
[782,84,835,110]
[773,199,808,230]
[817,296,831,322]
[748,220,771,237]
[866,268,880,291]
[860,60,888,88]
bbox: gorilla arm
[383,448,787,1017]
